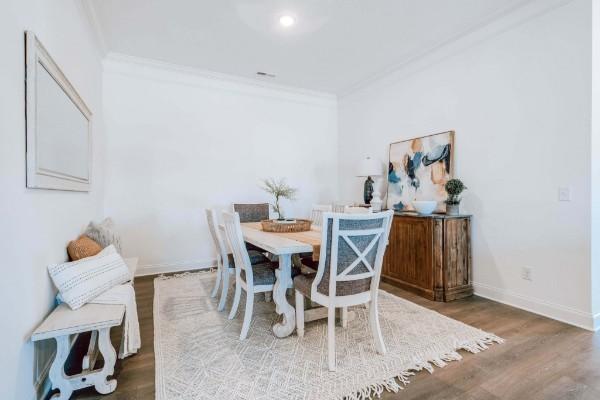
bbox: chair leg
[328,306,336,371]
[240,291,254,340]
[228,279,242,320]
[217,269,230,311]
[210,264,221,298]
[341,307,348,328]
[295,290,305,338]
[369,299,387,354]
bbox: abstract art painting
[387,131,454,212]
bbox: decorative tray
[260,219,312,233]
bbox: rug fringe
[155,269,215,281]
[341,335,503,400]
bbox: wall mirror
[25,31,92,191]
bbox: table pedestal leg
[272,254,296,338]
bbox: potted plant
[261,178,297,220]
[444,179,466,216]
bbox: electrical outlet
[521,266,533,281]
[558,187,571,201]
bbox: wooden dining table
[240,222,322,338]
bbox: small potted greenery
[261,178,297,220]
[445,179,466,216]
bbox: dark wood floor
[65,274,600,400]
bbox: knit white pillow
[84,218,122,253]
[48,245,131,310]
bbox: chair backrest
[205,209,229,266]
[233,203,270,223]
[312,210,394,298]
[343,206,373,214]
[221,211,254,284]
[310,204,333,227]
[332,203,350,213]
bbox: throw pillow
[84,217,122,253]
[48,245,131,310]
[67,235,102,261]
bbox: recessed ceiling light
[279,15,295,28]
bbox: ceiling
[87,0,531,94]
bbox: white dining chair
[221,211,281,340]
[332,203,351,213]
[293,210,394,371]
[297,204,334,273]
[343,205,373,214]
[205,209,268,312]
[311,204,333,227]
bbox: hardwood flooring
[62,274,600,400]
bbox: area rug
[154,272,503,400]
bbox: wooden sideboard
[382,212,472,302]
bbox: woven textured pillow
[84,218,122,253]
[67,235,102,261]
[48,245,131,310]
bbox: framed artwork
[386,131,454,212]
[25,31,92,191]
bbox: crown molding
[339,0,576,98]
[104,53,337,106]
[78,0,108,57]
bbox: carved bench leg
[94,327,118,394]
[49,336,72,400]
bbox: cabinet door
[443,218,471,289]
[383,216,433,290]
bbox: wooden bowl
[260,219,312,233]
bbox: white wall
[338,0,595,329]
[0,1,105,399]
[591,0,600,328]
[102,56,338,275]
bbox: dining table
[240,222,322,338]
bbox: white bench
[32,304,124,399]
[31,257,138,400]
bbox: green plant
[444,179,467,205]
[260,178,298,219]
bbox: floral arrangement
[260,178,297,219]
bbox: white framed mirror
[25,31,92,191]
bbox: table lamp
[357,157,382,205]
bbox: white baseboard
[473,282,597,331]
[594,313,600,331]
[135,258,216,277]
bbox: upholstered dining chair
[222,211,288,340]
[232,203,270,254]
[233,203,270,223]
[293,210,394,371]
[205,209,268,312]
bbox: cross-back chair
[293,210,394,371]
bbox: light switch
[558,187,571,201]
